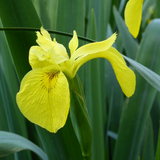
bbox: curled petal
[69,30,79,55]
[29,46,57,69]
[71,33,117,60]
[73,47,136,97]
[16,66,70,133]
[124,0,144,38]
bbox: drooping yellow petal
[29,46,57,69]
[69,30,79,55]
[71,33,117,60]
[16,65,70,133]
[72,47,136,97]
[124,0,144,38]
[105,49,136,97]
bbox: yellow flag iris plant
[16,27,136,133]
[125,0,144,38]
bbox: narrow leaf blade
[0,131,48,160]
[70,76,92,158]
[123,55,160,91]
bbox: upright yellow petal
[54,38,69,59]
[71,33,117,60]
[36,27,69,61]
[72,47,136,97]
[36,28,54,52]
[49,46,69,64]
[40,26,52,40]
[33,27,69,65]
[16,66,70,133]
[124,0,144,38]
[69,30,79,55]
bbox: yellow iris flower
[16,27,136,133]
[125,0,144,38]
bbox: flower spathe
[16,27,136,133]
[124,0,144,38]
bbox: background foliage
[0,0,160,160]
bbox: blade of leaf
[0,131,48,160]
[123,55,160,92]
[0,20,30,139]
[105,59,124,155]
[55,0,85,49]
[0,52,32,159]
[0,0,41,80]
[0,64,14,131]
[118,0,126,13]
[141,115,154,160]
[0,42,31,160]
[150,96,160,152]
[32,0,50,29]
[93,0,109,40]
[155,125,160,160]
[69,75,92,158]
[141,0,155,28]
[85,8,105,160]
[36,117,84,160]
[47,0,59,30]
[155,0,160,18]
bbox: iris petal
[29,46,57,69]
[40,26,52,40]
[36,30,54,52]
[69,30,79,55]
[36,27,69,61]
[72,47,136,97]
[124,0,144,38]
[71,33,117,60]
[16,66,70,133]
[53,38,69,59]
[49,46,68,64]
